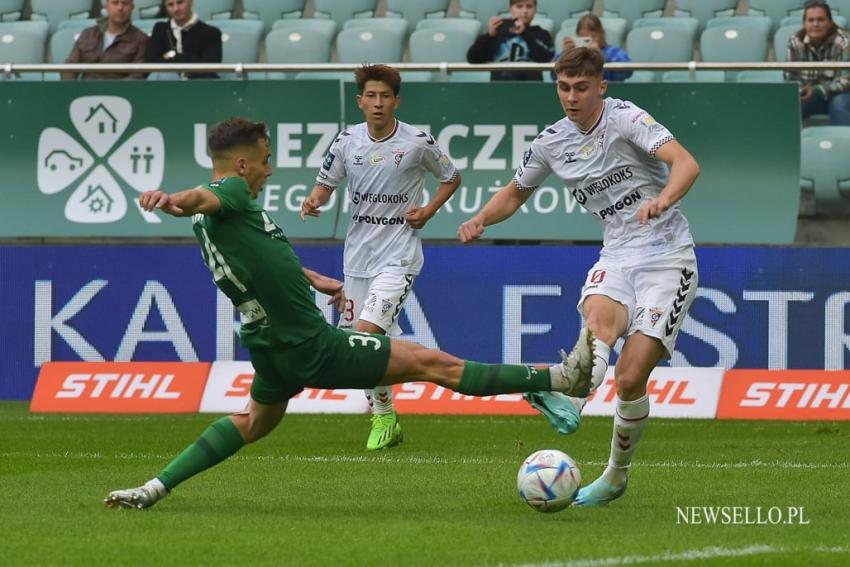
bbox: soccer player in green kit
[105,117,595,510]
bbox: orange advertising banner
[392,382,538,415]
[717,370,850,420]
[30,362,210,413]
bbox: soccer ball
[517,449,581,513]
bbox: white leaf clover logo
[37,96,165,224]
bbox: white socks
[603,394,650,486]
[367,385,394,415]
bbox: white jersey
[317,120,458,278]
[515,98,694,254]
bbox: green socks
[157,416,246,491]
[457,362,551,396]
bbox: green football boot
[366,411,403,451]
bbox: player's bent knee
[614,372,647,399]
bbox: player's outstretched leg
[365,386,403,451]
[525,328,609,434]
[573,393,649,507]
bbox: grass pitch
[2,401,849,566]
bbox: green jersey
[192,176,327,348]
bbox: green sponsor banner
[0,81,342,238]
[0,81,799,243]
[338,81,801,244]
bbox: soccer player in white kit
[302,64,461,450]
[458,48,701,506]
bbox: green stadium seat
[409,27,477,63]
[194,0,235,20]
[30,0,92,33]
[264,25,332,79]
[828,0,850,18]
[537,0,593,29]
[0,0,23,22]
[0,20,49,43]
[735,70,786,82]
[295,71,355,81]
[314,0,377,28]
[673,0,737,31]
[447,70,490,82]
[385,0,449,30]
[700,25,769,63]
[625,71,657,82]
[530,16,555,36]
[602,0,665,28]
[272,18,336,41]
[98,0,161,20]
[343,17,408,38]
[242,0,306,32]
[560,17,628,48]
[336,27,404,63]
[631,17,699,42]
[49,27,80,63]
[774,24,799,62]
[801,126,850,210]
[625,27,693,81]
[57,19,97,31]
[706,16,773,38]
[748,0,806,33]
[662,70,726,82]
[0,23,47,79]
[213,19,264,77]
[416,18,481,36]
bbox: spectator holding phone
[553,14,632,82]
[467,0,554,81]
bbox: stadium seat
[56,19,96,32]
[335,27,404,63]
[828,0,850,17]
[700,25,769,63]
[416,18,481,36]
[0,23,47,79]
[779,14,848,28]
[213,19,264,77]
[530,16,555,36]
[625,71,656,82]
[536,0,593,29]
[343,18,408,38]
[631,17,699,42]
[385,0,449,30]
[458,0,504,29]
[705,16,773,39]
[560,17,628,48]
[194,0,235,20]
[295,70,355,81]
[673,0,738,31]
[242,0,305,32]
[272,18,336,42]
[98,0,161,20]
[409,27,477,63]
[0,20,49,43]
[134,19,166,36]
[0,0,23,22]
[625,27,693,81]
[313,0,377,28]
[602,0,665,28]
[801,126,850,210]
[49,27,81,63]
[748,0,806,33]
[735,70,786,82]
[30,0,92,33]
[662,70,726,82]
[774,24,798,62]
[264,26,332,79]
[447,70,490,82]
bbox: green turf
[1,401,848,566]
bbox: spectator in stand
[62,0,147,80]
[467,0,554,81]
[553,14,632,82]
[785,0,850,125]
[144,0,222,79]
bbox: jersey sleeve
[513,132,554,191]
[419,132,459,183]
[618,104,675,157]
[315,130,349,190]
[206,177,251,217]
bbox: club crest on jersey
[381,299,393,315]
[353,155,364,166]
[370,153,385,166]
[649,308,663,327]
[392,150,405,168]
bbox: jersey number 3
[348,331,382,350]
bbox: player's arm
[139,187,221,217]
[300,185,334,220]
[639,139,700,224]
[457,180,532,242]
[405,174,462,229]
[302,268,345,312]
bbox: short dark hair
[354,64,402,95]
[207,117,269,158]
[553,47,604,78]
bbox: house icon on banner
[81,183,114,214]
[84,103,118,135]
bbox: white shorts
[339,272,415,336]
[577,247,698,358]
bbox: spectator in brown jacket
[62,0,148,80]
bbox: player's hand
[800,85,815,103]
[311,273,346,312]
[139,190,183,216]
[300,195,322,221]
[405,206,434,229]
[487,16,503,37]
[457,217,485,243]
[638,198,669,224]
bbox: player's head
[509,0,536,25]
[355,64,402,132]
[208,117,272,198]
[553,47,607,127]
[799,0,836,44]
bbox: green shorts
[249,326,392,404]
